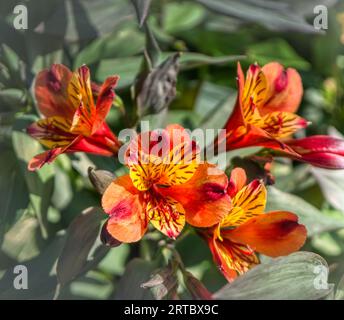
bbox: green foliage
[1,0,344,300]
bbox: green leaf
[195,0,320,34]
[197,83,236,132]
[56,207,108,287]
[312,167,344,214]
[131,0,152,27]
[115,258,157,299]
[0,147,29,245]
[335,274,344,300]
[0,232,66,299]
[74,23,145,68]
[163,2,205,34]
[177,52,244,70]
[0,212,44,266]
[97,57,142,89]
[266,187,344,236]
[12,115,55,239]
[247,39,311,70]
[214,252,333,300]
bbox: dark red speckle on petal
[47,65,62,92]
[202,182,226,201]
[275,70,288,93]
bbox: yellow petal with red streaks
[242,64,268,125]
[148,196,185,239]
[27,116,74,149]
[128,153,163,191]
[221,179,266,228]
[68,65,96,135]
[159,142,200,186]
[208,234,259,282]
[261,111,308,138]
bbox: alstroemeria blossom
[27,64,121,171]
[204,168,307,282]
[101,125,231,243]
[216,62,306,154]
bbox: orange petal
[261,111,308,138]
[227,167,247,198]
[207,233,259,282]
[223,211,307,257]
[148,196,185,239]
[157,163,231,228]
[92,75,119,134]
[102,175,147,243]
[261,62,303,115]
[222,180,266,228]
[35,64,74,118]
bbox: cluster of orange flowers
[27,62,344,282]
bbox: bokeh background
[1,0,344,299]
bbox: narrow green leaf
[195,0,321,34]
[131,0,152,27]
[56,207,108,287]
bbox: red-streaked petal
[261,62,303,115]
[34,64,74,118]
[92,75,119,134]
[102,175,147,243]
[241,63,268,124]
[223,211,307,257]
[206,232,259,283]
[261,111,308,138]
[28,148,64,171]
[225,124,299,156]
[68,65,96,135]
[222,180,266,228]
[157,163,231,228]
[227,167,247,198]
[27,116,74,149]
[148,196,185,239]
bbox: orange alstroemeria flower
[203,167,307,282]
[215,62,306,155]
[27,64,121,171]
[101,124,232,243]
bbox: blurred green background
[1,0,344,299]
